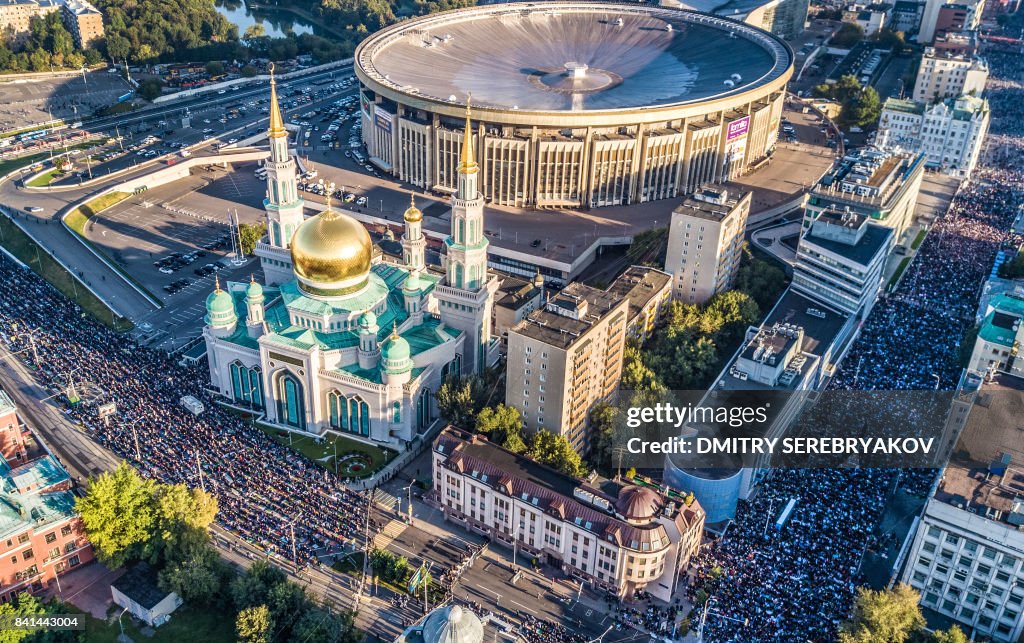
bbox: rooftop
[934,372,1024,528]
[0,389,14,418]
[357,3,789,113]
[495,275,543,312]
[113,563,173,610]
[605,265,671,321]
[978,293,1024,347]
[800,214,894,266]
[883,97,926,116]
[510,282,626,349]
[673,188,749,223]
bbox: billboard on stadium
[726,116,750,141]
[374,109,393,133]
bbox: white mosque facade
[203,73,498,448]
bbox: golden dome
[404,194,422,223]
[290,207,373,296]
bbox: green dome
[246,278,264,301]
[404,270,421,292]
[359,310,378,329]
[381,333,410,362]
[206,289,234,315]
[205,281,237,327]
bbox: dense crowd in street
[0,262,369,568]
[690,48,1024,642]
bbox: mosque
[202,68,498,448]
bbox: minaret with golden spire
[436,95,497,375]
[402,192,425,272]
[257,61,305,286]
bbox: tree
[436,374,485,428]
[157,539,225,605]
[237,605,273,643]
[148,483,218,565]
[243,24,266,41]
[847,86,882,128]
[588,402,619,472]
[838,584,925,643]
[734,247,787,310]
[75,461,156,568]
[0,593,44,643]
[998,251,1024,279]
[931,626,968,643]
[232,559,288,610]
[501,424,527,453]
[831,22,865,48]
[238,222,267,256]
[205,60,225,77]
[474,404,522,444]
[138,78,163,101]
[872,28,905,51]
[241,64,259,78]
[528,429,588,478]
[621,344,664,392]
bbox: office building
[60,0,102,48]
[505,283,628,453]
[605,266,673,344]
[805,148,925,241]
[890,0,924,34]
[917,0,981,41]
[0,0,59,45]
[901,371,1024,643]
[844,3,893,35]
[913,48,989,104]
[793,210,893,318]
[967,293,1024,378]
[433,427,706,600]
[877,95,990,176]
[665,187,751,305]
[932,32,979,56]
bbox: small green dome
[381,333,410,362]
[359,310,378,329]
[246,278,264,301]
[205,280,237,327]
[404,270,421,292]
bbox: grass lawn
[26,167,62,187]
[81,604,235,643]
[65,191,130,235]
[257,423,395,478]
[887,256,913,290]
[911,228,928,250]
[0,143,95,177]
[0,216,132,331]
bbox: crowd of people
[689,47,1024,642]
[0,262,369,569]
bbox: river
[215,0,325,39]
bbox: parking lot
[0,71,132,132]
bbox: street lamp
[512,520,524,570]
[400,484,413,523]
[696,597,749,642]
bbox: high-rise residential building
[432,427,706,600]
[804,148,925,242]
[605,266,672,344]
[877,94,990,177]
[913,48,989,104]
[917,0,981,41]
[505,283,628,453]
[901,371,1024,643]
[0,0,59,46]
[60,0,102,48]
[665,187,751,305]
[932,31,979,56]
[792,209,893,318]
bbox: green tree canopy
[931,626,968,643]
[436,374,486,428]
[831,22,865,48]
[232,559,288,611]
[0,593,44,643]
[528,429,588,478]
[588,402,620,472]
[75,461,156,568]
[475,404,522,444]
[239,222,267,256]
[237,605,273,643]
[838,584,926,643]
[138,78,163,101]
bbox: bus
[774,498,798,531]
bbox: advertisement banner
[360,93,371,118]
[374,109,393,133]
[726,116,750,142]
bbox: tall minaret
[256,62,304,285]
[436,99,498,375]
[401,194,426,273]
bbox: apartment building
[878,95,990,176]
[792,209,893,318]
[61,0,103,48]
[605,266,672,345]
[433,427,706,600]
[505,283,628,453]
[665,187,751,305]
[913,48,989,104]
[0,0,60,45]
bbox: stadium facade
[354,2,794,209]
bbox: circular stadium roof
[356,3,791,114]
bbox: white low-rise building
[877,95,989,177]
[433,427,705,600]
[913,47,988,104]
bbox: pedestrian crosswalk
[372,519,406,550]
[373,488,398,511]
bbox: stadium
[354,2,794,209]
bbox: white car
[228,138,238,144]
[356,196,368,206]
[24,206,43,213]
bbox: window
[22,549,32,561]
[60,526,72,538]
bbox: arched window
[392,401,401,424]
[327,390,342,428]
[230,362,244,401]
[416,388,430,432]
[454,263,464,289]
[468,265,478,290]
[249,367,264,409]
[275,371,305,430]
[458,218,465,244]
